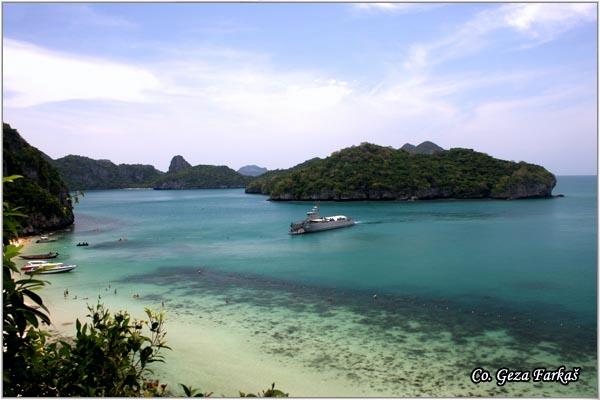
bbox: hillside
[2,123,74,235]
[53,155,164,190]
[245,142,556,201]
[153,164,249,189]
[237,165,268,177]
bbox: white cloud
[403,3,597,71]
[2,33,596,173]
[504,3,596,37]
[3,39,160,107]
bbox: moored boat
[38,264,77,274]
[290,204,355,235]
[20,252,59,260]
[36,235,57,243]
[22,261,77,274]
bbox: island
[237,164,268,177]
[153,161,249,190]
[52,154,250,191]
[245,142,556,201]
[53,155,163,190]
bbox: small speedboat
[22,261,77,274]
[76,242,89,247]
[20,252,59,260]
[36,235,57,243]
[38,264,77,274]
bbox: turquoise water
[26,176,597,396]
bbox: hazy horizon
[3,3,598,174]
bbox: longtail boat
[19,252,59,260]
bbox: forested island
[245,142,556,201]
[53,155,163,190]
[52,154,250,190]
[153,162,249,189]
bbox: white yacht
[290,204,355,235]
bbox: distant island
[51,154,249,190]
[153,156,249,190]
[246,142,556,201]
[237,165,268,177]
[3,123,74,234]
[52,155,163,190]
[4,123,557,204]
[400,141,444,155]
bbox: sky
[2,2,597,174]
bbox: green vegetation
[52,153,250,191]
[3,177,287,397]
[246,142,556,200]
[154,164,250,189]
[53,155,163,190]
[3,123,74,234]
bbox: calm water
[29,176,597,396]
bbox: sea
[22,175,597,397]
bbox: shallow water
[25,176,597,396]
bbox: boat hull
[39,265,77,274]
[290,219,355,234]
[20,252,59,260]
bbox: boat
[22,261,77,274]
[290,204,355,235]
[20,252,59,260]
[36,235,57,243]
[76,242,89,246]
[38,264,77,274]
[21,260,62,272]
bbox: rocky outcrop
[3,123,74,235]
[237,164,268,177]
[168,155,192,174]
[246,142,556,201]
[53,155,163,190]
[490,164,557,200]
[401,141,444,155]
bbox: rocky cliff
[3,123,75,235]
[168,155,192,173]
[245,142,556,201]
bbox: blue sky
[3,3,597,174]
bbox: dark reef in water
[118,266,595,360]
